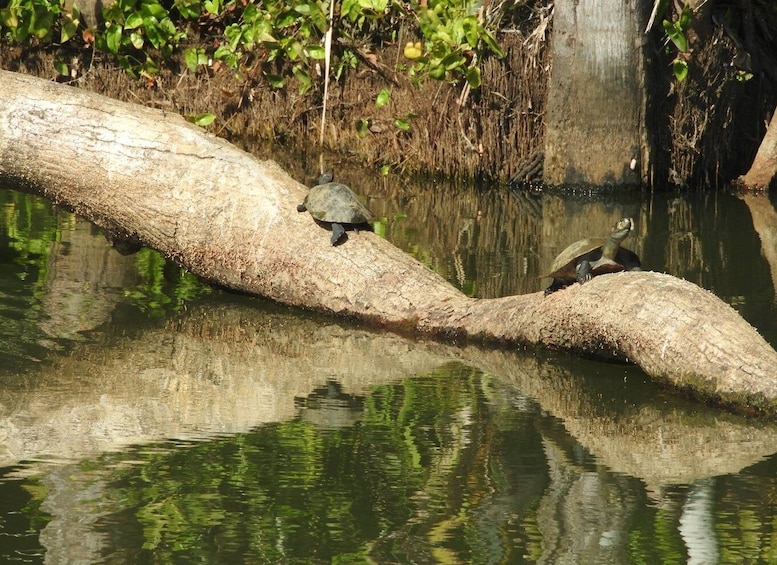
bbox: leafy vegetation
[0,190,211,326]
[98,0,190,78]
[652,0,776,83]
[0,0,505,89]
[661,3,692,82]
[125,248,212,317]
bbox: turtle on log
[543,217,641,295]
[297,171,374,245]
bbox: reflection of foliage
[98,368,498,562]
[125,248,211,317]
[0,189,211,352]
[0,190,61,363]
[92,366,748,563]
[0,189,59,285]
[10,367,777,562]
[382,214,479,297]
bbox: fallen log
[1,70,776,412]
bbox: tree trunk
[543,0,649,185]
[1,70,776,413]
[738,105,777,190]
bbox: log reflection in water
[1,302,776,494]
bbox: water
[1,181,777,563]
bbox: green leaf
[360,0,387,12]
[184,48,208,72]
[193,113,216,126]
[286,40,304,61]
[276,11,298,27]
[213,44,233,60]
[293,65,312,93]
[130,30,144,49]
[139,1,167,21]
[32,12,54,40]
[118,0,138,14]
[462,16,479,47]
[142,54,160,75]
[54,60,70,77]
[224,24,243,51]
[465,65,481,88]
[441,52,465,71]
[102,2,122,21]
[307,44,325,59]
[394,118,410,131]
[174,0,200,19]
[355,118,369,136]
[433,29,453,46]
[480,29,503,58]
[125,11,143,29]
[265,73,285,88]
[662,19,687,52]
[0,7,19,30]
[105,23,123,54]
[672,58,688,81]
[375,88,390,108]
[61,19,78,42]
[61,6,79,42]
[159,18,178,41]
[429,63,446,80]
[241,24,255,45]
[678,5,693,30]
[184,48,199,72]
[145,21,163,48]
[203,0,220,14]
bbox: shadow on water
[1,174,777,563]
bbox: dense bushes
[0,0,507,89]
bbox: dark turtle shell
[301,182,373,225]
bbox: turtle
[543,217,641,295]
[297,171,373,245]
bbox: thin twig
[319,0,335,147]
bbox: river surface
[1,171,777,563]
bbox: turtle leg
[330,223,345,245]
[544,278,566,296]
[296,203,307,213]
[576,259,592,283]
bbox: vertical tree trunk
[543,0,649,186]
[738,105,777,190]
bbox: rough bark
[543,0,648,185]
[738,105,777,190]
[1,70,777,412]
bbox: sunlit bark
[738,105,777,190]
[1,70,777,413]
[543,0,649,185]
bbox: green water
[1,184,777,564]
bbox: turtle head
[611,217,634,241]
[318,169,334,184]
